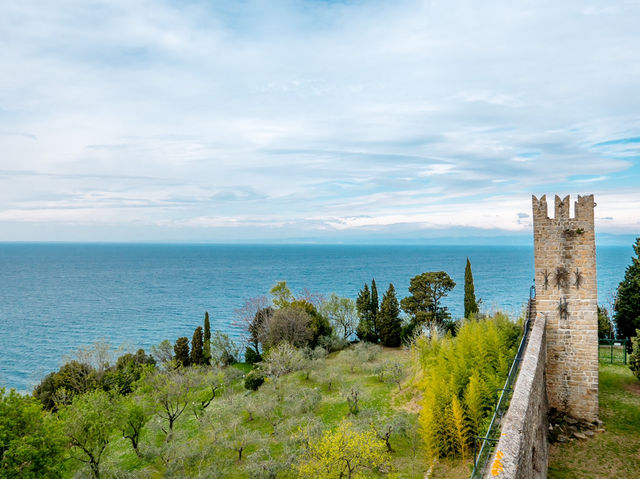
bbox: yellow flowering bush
[296,421,393,478]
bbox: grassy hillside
[63,345,445,478]
[548,363,640,478]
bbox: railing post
[611,340,614,364]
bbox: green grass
[548,363,640,478]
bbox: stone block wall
[484,313,548,479]
[532,194,598,421]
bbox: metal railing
[470,285,536,478]
[598,338,628,364]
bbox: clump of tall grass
[413,313,520,460]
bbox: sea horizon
[0,242,634,392]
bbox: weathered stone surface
[483,314,548,479]
[533,194,599,422]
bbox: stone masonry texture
[484,313,548,479]
[532,194,598,421]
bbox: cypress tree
[174,337,190,367]
[356,283,376,342]
[379,283,402,347]
[203,312,211,365]
[191,326,204,365]
[370,279,379,339]
[464,258,479,318]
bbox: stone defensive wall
[483,313,548,478]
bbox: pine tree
[614,237,640,348]
[173,337,190,367]
[464,258,479,318]
[203,312,211,365]
[378,283,402,347]
[190,327,204,366]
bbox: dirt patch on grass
[624,381,640,397]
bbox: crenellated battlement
[532,194,595,222]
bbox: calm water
[0,243,632,392]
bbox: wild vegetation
[0,260,530,478]
[413,314,521,462]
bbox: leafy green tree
[143,370,193,439]
[598,306,613,339]
[464,258,479,318]
[102,348,155,395]
[401,271,456,327]
[320,294,358,340]
[33,360,98,410]
[203,312,212,365]
[191,326,204,366]
[62,390,123,478]
[121,397,151,457]
[378,283,402,347]
[291,299,333,347]
[173,337,190,367]
[270,280,294,308]
[0,388,66,478]
[614,238,640,347]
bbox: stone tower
[532,194,598,421]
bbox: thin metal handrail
[470,285,536,478]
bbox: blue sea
[0,243,633,392]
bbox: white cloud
[0,0,639,241]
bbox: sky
[1,0,639,244]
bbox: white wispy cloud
[0,0,639,241]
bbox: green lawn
[548,363,640,478]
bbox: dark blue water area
[0,243,633,392]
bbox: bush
[415,314,520,460]
[244,370,266,391]
[317,334,349,353]
[630,329,640,380]
[244,346,262,365]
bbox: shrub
[244,370,266,391]
[630,329,640,380]
[317,334,349,353]
[259,342,306,380]
[244,346,262,365]
[296,421,391,479]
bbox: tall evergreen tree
[614,237,640,348]
[464,258,479,318]
[379,283,402,347]
[190,327,204,365]
[370,279,380,338]
[356,283,376,342]
[203,312,212,365]
[173,337,190,367]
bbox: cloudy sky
[1,0,639,243]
